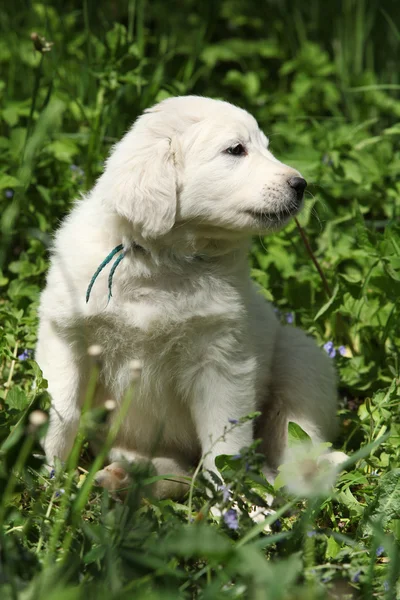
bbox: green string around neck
[86,244,125,304]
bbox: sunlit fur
[36,96,344,498]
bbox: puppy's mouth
[244,204,300,223]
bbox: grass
[0,1,400,598]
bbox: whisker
[258,235,268,254]
[310,207,324,232]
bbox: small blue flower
[5,189,14,199]
[223,508,239,530]
[376,545,384,557]
[322,154,334,167]
[338,345,347,356]
[352,570,361,583]
[232,454,242,460]
[49,469,55,479]
[18,349,33,361]
[323,341,336,358]
[70,164,84,178]
[228,418,239,425]
[384,581,389,592]
[285,312,294,324]
[55,488,65,498]
[274,519,281,531]
[273,306,281,317]
[307,530,317,538]
[219,484,231,503]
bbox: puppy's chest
[89,279,247,382]
[116,274,245,335]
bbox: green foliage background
[0,1,399,598]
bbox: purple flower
[70,164,84,178]
[228,418,239,425]
[18,349,33,361]
[274,519,281,531]
[223,508,239,530]
[307,530,317,538]
[219,484,231,502]
[352,570,361,583]
[376,545,384,557]
[5,189,14,198]
[322,154,334,167]
[338,346,347,356]
[55,488,65,498]
[49,469,55,479]
[285,312,294,324]
[323,341,336,358]
[232,454,242,460]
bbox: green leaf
[5,387,29,411]
[337,488,364,518]
[162,524,232,559]
[287,422,311,447]
[83,544,106,564]
[46,139,79,162]
[237,547,302,590]
[0,174,22,191]
[314,283,340,320]
[325,535,341,559]
[360,469,400,534]
[0,269,9,287]
[201,39,279,67]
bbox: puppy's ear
[108,132,177,239]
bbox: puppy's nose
[288,176,307,200]
[94,472,104,486]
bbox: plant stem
[24,54,44,151]
[4,342,19,400]
[295,218,332,299]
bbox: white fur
[36,96,340,498]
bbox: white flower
[276,442,345,497]
[87,344,103,357]
[104,399,117,411]
[29,410,48,427]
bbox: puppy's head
[103,96,306,241]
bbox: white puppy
[36,96,341,498]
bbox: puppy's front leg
[36,319,84,465]
[191,361,257,477]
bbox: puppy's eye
[225,144,246,156]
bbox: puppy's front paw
[94,462,130,493]
[318,450,349,468]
